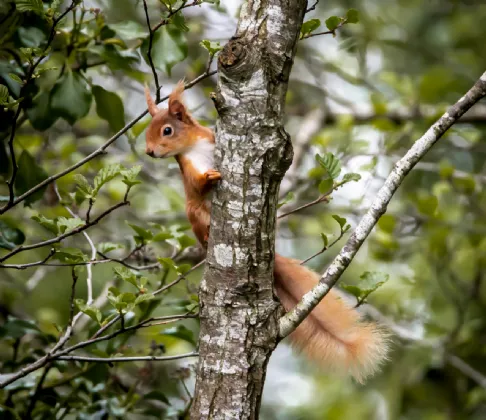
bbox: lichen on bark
[190,0,307,418]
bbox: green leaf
[152,230,174,242]
[161,325,196,346]
[14,150,49,206]
[346,8,359,23]
[176,263,192,275]
[277,191,294,209]
[32,214,58,234]
[26,90,59,131]
[121,165,142,187]
[9,73,22,84]
[0,85,9,105]
[342,173,361,183]
[0,316,40,339]
[301,18,321,37]
[320,232,328,248]
[15,0,44,16]
[325,16,341,31]
[54,248,88,263]
[318,178,333,194]
[118,292,137,303]
[0,220,25,250]
[171,12,189,32]
[108,21,148,40]
[92,85,125,133]
[142,26,188,76]
[17,26,46,48]
[93,164,122,195]
[378,214,396,234]
[56,216,84,234]
[341,284,362,299]
[316,152,341,180]
[416,194,438,216]
[73,174,93,205]
[127,222,153,243]
[370,92,387,115]
[360,156,378,171]
[98,242,123,253]
[75,299,102,324]
[158,257,177,271]
[130,117,151,140]
[175,234,196,250]
[50,71,92,125]
[332,214,347,230]
[200,40,222,55]
[134,293,154,306]
[51,0,63,12]
[342,271,388,303]
[144,391,170,405]
[113,266,139,289]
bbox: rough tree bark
[190,0,307,418]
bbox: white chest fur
[184,138,215,175]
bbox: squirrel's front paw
[204,169,221,182]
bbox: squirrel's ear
[168,80,193,124]
[144,84,159,116]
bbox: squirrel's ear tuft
[144,84,159,116]
[168,80,193,124]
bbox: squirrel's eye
[163,126,173,136]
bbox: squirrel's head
[144,81,211,159]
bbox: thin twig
[300,229,346,265]
[277,195,330,219]
[54,183,96,304]
[151,0,202,32]
[0,249,56,269]
[301,20,347,40]
[0,201,129,263]
[57,352,199,363]
[305,0,319,13]
[23,364,52,418]
[445,354,486,389]
[142,0,161,101]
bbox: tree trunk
[190,0,307,418]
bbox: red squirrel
[144,82,389,383]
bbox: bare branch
[279,71,486,338]
[57,352,199,363]
[0,201,129,263]
[445,354,486,389]
[305,0,319,13]
[277,194,329,219]
[142,0,161,101]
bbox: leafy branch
[300,8,359,40]
[0,254,204,389]
[0,70,215,215]
[279,70,486,339]
[3,1,78,207]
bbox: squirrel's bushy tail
[274,253,389,383]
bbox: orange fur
[274,254,388,383]
[144,83,389,382]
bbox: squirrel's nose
[146,149,155,158]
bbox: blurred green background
[1,0,486,418]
